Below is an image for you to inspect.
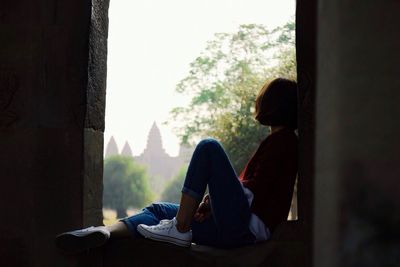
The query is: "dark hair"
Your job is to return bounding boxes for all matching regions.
[255,78,298,129]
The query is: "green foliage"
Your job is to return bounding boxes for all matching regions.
[160,167,187,204]
[103,155,154,218]
[169,20,296,172]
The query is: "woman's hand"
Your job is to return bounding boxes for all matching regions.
[194,194,212,223]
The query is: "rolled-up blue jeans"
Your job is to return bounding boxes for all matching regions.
[121,139,255,248]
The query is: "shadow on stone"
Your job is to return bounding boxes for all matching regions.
[102,221,305,267]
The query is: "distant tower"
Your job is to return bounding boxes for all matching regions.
[105,136,119,158]
[142,121,166,155]
[121,141,133,157]
[136,121,168,167]
[133,121,195,197]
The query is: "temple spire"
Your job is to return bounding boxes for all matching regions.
[105,136,119,157]
[145,121,164,153]
[121,141,133,157]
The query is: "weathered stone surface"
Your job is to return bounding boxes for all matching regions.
[103,237,305,267]
[0,0,108,266]
[86,0,110,131]
[99,221,304,267]
[295,1,317,266]
[315,1,400,266]
[0,70,18,127]
[0,129,84,266]
[83,128,104,227]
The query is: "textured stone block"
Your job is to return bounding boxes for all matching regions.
[0,0,109,266]
[103,238,305,267]
[315,1,400,266]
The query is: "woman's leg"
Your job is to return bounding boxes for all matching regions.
[106,221,131,239]
[102,201,180,240]
[175,193,200,232]
[177,138,254,247]
[120,202,179,237]
[55,202,179,253]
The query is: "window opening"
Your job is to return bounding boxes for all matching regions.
[103,0,297,224]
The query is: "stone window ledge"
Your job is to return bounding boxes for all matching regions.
[101,221,305,267]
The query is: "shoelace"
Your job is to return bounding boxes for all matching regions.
[150,219,174,230]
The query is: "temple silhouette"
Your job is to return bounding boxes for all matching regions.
[105,122,193,194]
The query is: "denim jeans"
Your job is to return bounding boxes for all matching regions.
[121,139,255,248]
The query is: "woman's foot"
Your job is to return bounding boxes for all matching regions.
[137,218,192,247]
[55,226,110,254]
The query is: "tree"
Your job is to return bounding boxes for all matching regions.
[160,167,187,204]
[103,155,154,218]
[169,21,296,173]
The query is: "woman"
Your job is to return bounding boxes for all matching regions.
[56,78,298,253]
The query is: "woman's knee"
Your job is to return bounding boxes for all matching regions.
[143,202,179,219]
[197,138,223,151]
[143,202,164,214]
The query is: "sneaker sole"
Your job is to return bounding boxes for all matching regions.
[137,225,191,248]
[55,231,108,254]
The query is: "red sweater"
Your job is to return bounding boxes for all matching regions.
[240,128,298,231]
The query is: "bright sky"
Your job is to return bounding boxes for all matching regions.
[105,0,295,157]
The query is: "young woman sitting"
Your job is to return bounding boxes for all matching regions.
[56,78,298,252]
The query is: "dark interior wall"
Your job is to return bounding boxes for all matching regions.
[315,1,400,266]
[296,0,317,266]
[0,0,109,266]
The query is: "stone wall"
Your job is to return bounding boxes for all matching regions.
[315,1,400,266]
[296,0,317,266]
[0,0,109,266]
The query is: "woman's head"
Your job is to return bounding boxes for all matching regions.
[255,78,298,129]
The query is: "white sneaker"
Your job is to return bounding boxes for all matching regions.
[137,218,192,247]
[55,226,110,253]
